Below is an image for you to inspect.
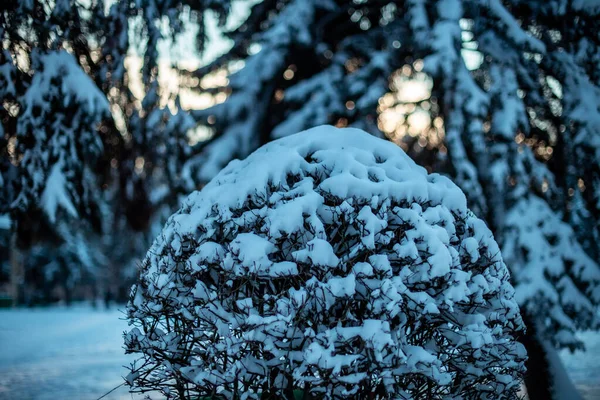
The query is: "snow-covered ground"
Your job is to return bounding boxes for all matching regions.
[0,305,145,400]
[0,305,598,400]
[560,331,600,400]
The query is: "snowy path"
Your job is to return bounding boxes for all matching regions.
[0,305,598,400]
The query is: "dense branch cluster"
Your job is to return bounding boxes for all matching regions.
[126,127,525,399]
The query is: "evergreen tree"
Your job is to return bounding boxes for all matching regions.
[0,0,220,300]
[13,50,109,229]
[180,1,600,397]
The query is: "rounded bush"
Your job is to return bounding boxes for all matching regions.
[125,126,526,399]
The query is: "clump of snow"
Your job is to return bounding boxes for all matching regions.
[41,162,79,223]
[126,126,526,399]
[23,50,110,115]
[0,214,10,230]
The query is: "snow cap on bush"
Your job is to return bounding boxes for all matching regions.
[125,126,526,399]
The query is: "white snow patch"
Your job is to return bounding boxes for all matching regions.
[40,163,78,222]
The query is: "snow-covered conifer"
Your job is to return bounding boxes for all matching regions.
[0,0,210,300]
[12,50,109,223]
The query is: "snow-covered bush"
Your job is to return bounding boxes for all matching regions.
[126,126,526,399]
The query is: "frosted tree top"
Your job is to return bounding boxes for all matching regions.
[171,125,468,239]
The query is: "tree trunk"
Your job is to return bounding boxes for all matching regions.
[521,312,582,400]
[9,232,24,306]
[64,280,72,306]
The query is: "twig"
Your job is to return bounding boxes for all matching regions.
[96,382,125,400]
